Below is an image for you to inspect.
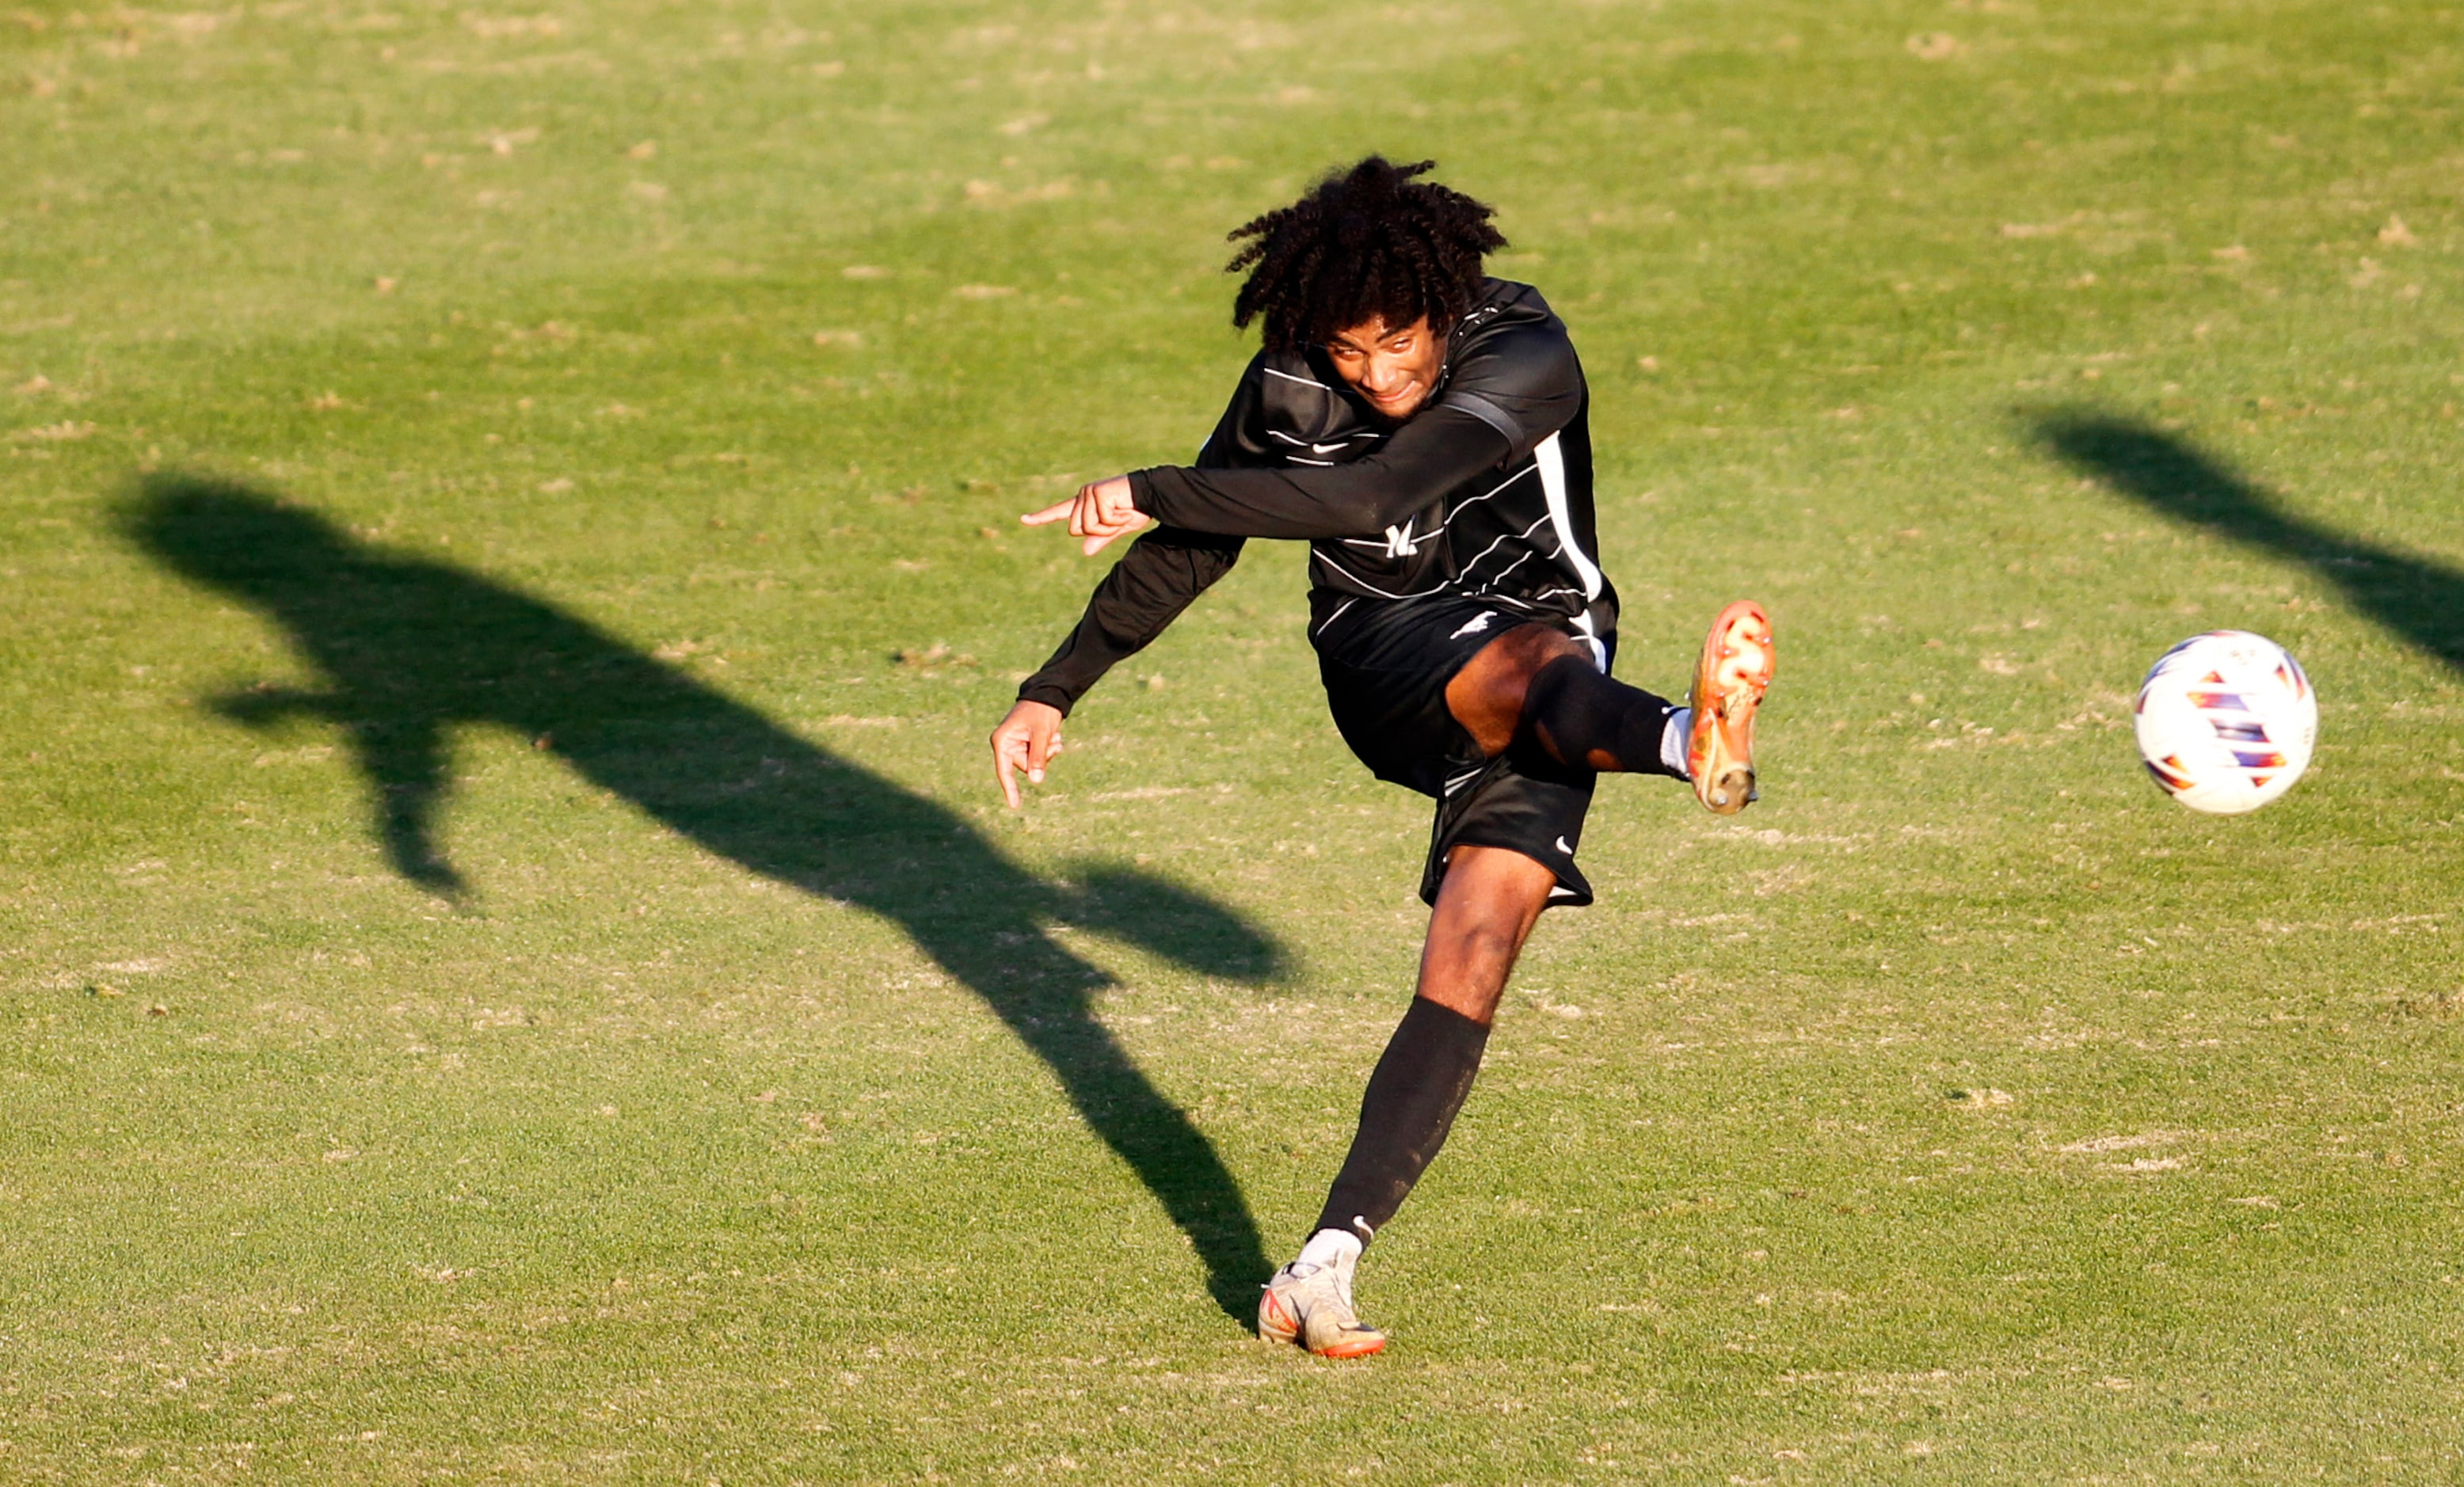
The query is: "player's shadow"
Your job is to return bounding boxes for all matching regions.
[121,474,1284,1322]
[2032,409,2464,674]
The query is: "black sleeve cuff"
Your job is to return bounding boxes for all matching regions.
[1015,681,1078,717]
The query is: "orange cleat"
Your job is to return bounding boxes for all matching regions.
[1686,600,1775,815]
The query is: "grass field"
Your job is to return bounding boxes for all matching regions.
[6,0,2462,1480]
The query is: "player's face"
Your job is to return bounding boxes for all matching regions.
[1325,314,1445,421]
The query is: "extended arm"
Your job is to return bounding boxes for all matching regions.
[1015,525,1247,715]
[996,371,1271,804]
[1061,321,1582,544]
[1014,352,1282,710]
[993,524,1244,806]
[1125,405,1512,540]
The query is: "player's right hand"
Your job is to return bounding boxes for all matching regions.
[1022,474,1149,555]
[991,698,1066,809]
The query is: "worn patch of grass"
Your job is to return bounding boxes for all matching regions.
[5,0,2462,1481]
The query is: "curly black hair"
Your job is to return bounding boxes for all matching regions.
[1225,156,1507,353]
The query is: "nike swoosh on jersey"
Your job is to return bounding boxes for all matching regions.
[1448,611,1498,640]
[1554,835,1574,854]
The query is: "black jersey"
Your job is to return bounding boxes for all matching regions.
[1019,280,1618,714]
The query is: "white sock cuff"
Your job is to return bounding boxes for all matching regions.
[1297,1227,1364,1268]
[1662,707,1693,776]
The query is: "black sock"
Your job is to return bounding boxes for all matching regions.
[1313,998,1492,1244]
[1521,652,1683,777]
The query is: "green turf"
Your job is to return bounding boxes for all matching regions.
[6,0,2462,1480]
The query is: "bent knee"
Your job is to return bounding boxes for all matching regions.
[1449,626,1593,751]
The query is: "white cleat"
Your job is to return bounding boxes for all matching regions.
[1257,1249,1388,1358]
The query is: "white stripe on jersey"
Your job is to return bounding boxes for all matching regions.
[1435,463,1537,534]
[1476,547,1537,591]
[1455,511,1555,584]
[1535,432,1605,602]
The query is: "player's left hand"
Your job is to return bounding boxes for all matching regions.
[990,698,1066,809]
[1023,474,1150,555]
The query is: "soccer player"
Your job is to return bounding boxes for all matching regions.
[989,157,1774,1356]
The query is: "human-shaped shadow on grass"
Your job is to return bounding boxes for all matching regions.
[2033,410,2464,675]
[122,475,1282,1321]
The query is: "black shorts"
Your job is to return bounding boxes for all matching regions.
[1313,594,1606,909]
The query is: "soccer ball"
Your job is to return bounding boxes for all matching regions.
[2132,630,2317,815]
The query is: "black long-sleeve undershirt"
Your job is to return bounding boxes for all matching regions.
[1126,406,1514,541]
[1015,525,1245,717]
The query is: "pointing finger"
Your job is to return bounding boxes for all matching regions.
[995,741,1022,809]
[1021,499,1075,527]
